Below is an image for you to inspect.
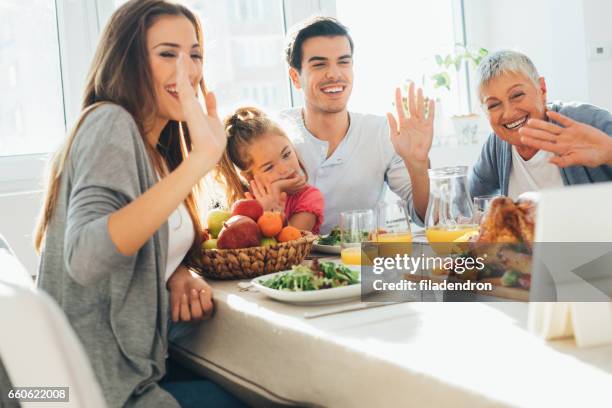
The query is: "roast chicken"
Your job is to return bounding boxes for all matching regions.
[476,196,536,247]
[456,196,537,289]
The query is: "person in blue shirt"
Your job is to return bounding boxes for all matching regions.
[469,50,612,199]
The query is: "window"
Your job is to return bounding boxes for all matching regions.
[2,0,471,181]
[188,0,291,114]
[335,0,464,120]
[0,0,65,157]
[231,0,268,22]
[233,37,283,68]
[114,0,291,115]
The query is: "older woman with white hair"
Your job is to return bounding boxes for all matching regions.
[469,50,612,199]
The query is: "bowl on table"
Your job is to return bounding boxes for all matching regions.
[188,231,317,280]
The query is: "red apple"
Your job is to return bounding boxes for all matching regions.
[217,215,262,249]
[231,199,264,222]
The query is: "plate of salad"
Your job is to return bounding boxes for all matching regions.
[252,260,361,304]
[313,227,341,254]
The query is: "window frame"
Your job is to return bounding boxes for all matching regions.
[0,0,101,194]
[0,0,470,194]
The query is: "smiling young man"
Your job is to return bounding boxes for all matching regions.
[281,17,432,234]
[470,50,612,199]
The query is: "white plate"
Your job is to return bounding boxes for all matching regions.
[312,242,341,254]
[251,270,361,305]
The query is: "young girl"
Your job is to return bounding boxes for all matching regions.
[34,1,242,406]
[217,107,324,234]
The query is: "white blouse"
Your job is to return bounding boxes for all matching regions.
[165,202,195,282]
[508,146,564,200]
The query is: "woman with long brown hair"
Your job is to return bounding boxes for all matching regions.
[34,1,243,406]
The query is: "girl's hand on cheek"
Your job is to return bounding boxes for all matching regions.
[168,266,214,322]
[248,175,285,211]
[273,173,306,195]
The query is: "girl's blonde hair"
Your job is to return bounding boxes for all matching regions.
[216,107,307,206]
[34,0,206,260]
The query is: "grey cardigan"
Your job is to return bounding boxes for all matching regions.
[37,104,178,407]
[469,101,612,197]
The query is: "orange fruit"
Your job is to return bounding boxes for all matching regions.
[276,226,302,242]
[257,211,283,238]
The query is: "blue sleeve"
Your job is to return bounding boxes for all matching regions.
[469,134,502,197]
[561,103,612,136]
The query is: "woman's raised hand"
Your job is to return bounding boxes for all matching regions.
[176,52,227,174]
[519,110,612,168]
[387,82,435,165]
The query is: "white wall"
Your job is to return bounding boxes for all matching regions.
[464,0,597,106]
[583,0,612,110]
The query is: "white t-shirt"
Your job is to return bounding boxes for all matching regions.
[155,166,195,282]
[165,202,195,282]
[508,147,564,200]
[280,108,418,234]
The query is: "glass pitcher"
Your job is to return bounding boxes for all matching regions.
[424,166,478,251]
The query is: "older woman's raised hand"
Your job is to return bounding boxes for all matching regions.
[519,110,612,168]
[176,52,227,174]
[387,82,435,165]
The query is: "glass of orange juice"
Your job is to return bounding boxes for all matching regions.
[424,166,478,255]
[374,200,413,256]
[339,209,374,266]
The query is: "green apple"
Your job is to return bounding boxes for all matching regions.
[202,239,218,250]
[207,209,231,238]
[260,237,277,247]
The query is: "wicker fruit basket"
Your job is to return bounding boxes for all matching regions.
[189,231,317,280]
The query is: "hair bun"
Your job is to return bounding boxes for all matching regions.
[224,106,266,136]
[235,106,264,120]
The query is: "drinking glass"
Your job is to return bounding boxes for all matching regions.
[340,209,374,265]
[472,195,499,224]
[473,195,498,212]
[374,200,413,257]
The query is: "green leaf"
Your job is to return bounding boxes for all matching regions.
[432,72,451,90]
[444,55,453,68]
[435,55,443,66]
[501,270,520,287]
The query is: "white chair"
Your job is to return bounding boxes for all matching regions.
[0,235,107,408]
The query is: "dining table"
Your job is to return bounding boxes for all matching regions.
[171,254,612,408]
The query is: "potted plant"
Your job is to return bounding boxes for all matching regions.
[430,44,489,144]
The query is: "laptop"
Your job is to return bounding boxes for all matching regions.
[529,182,612,346]
[531,181,612,301]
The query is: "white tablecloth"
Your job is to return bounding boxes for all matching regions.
[172,277,612,407]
